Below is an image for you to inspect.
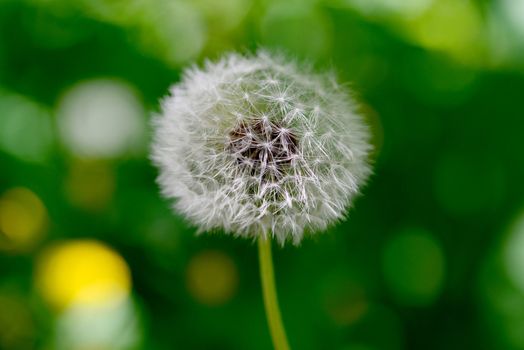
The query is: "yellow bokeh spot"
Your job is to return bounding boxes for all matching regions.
[0,294,36,349]
[65,159,115,211]
[0,188,47,252]
[404,0,485,63]
[186,250,238,306]
[35,240,131,310]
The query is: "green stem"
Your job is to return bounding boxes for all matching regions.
[258,236,291,350]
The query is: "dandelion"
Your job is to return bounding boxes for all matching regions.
[151,51,373,349]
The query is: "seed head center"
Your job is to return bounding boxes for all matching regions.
[228,119,299,178]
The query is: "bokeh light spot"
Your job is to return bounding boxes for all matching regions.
[0,188,47,253]
[0,294,36,349]
[137,1,206,66]
[404,0,485,63]
[57,79,145,159]
[192,0,252,32]
[501,0,524,36]
[35,239,131,310]
[186,250,238,306]
[479,208,524,349]
[503,211,524,294]
[65,159,115,211]
[0,89,54,163]
[260,3,332,58]
[382,228,445,306]
[55,297,142,350]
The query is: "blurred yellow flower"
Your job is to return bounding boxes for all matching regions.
[0,188,47,253]
[35,240,131,310]
[186,250,238,306]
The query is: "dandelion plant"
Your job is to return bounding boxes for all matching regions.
[151,51,372,349]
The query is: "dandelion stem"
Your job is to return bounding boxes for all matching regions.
[258,236,291,350]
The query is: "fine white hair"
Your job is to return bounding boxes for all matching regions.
[151,51,373,245]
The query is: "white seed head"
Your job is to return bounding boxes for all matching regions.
[151,51,373,245]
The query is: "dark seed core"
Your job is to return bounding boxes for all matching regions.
[228,119,299,178]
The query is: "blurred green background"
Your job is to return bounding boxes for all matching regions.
[1,0,523,349]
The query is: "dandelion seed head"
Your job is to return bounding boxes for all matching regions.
[152,51,373,245]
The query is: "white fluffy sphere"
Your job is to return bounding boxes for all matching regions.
[152,51,372,245]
